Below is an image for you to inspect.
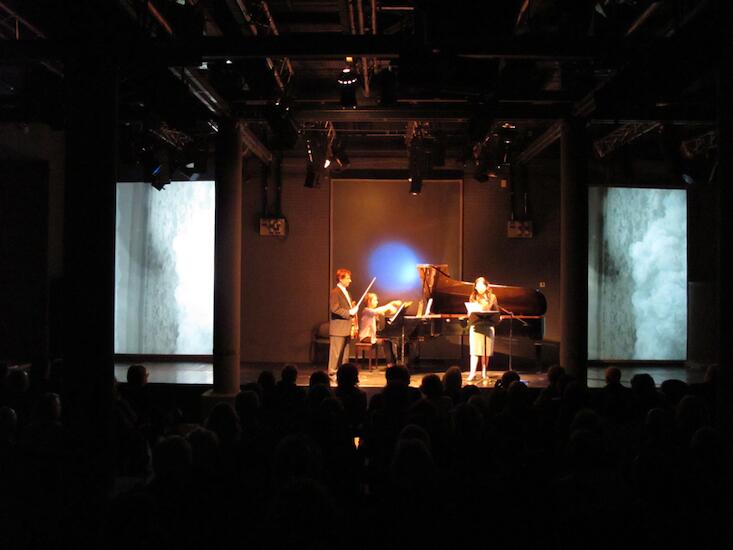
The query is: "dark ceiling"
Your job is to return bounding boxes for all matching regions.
[0,0,721,175]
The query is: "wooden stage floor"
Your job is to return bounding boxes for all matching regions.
[114,358,705,389]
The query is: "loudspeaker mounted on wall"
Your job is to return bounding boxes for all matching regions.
[507,220,533,238]
[259,217,288,237]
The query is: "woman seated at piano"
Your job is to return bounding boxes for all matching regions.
[468,276,499,382]
[359,292,402,368]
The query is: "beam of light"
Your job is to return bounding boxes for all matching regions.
[367,242,422,294]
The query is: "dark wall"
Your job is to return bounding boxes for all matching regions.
[241,158,331,363]
[0,161,49,362]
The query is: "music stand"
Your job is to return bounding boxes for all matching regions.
[499,307,528,371]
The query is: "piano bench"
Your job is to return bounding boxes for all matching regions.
[354,341,381,370]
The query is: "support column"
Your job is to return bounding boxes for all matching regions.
[63,55,118,493]
[716,57,733,434]
[560,119,589,382]
[206,118,243,405]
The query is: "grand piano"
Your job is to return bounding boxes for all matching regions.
[389,264,547,368]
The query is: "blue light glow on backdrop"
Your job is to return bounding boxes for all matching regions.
[368,242,422,293]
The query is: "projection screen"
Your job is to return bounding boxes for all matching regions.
[588,186,687,360]
[115,181,215,355]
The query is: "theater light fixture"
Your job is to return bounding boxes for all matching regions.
[304,137,318,188]
[408,175,423,195]
[338,57,358,109]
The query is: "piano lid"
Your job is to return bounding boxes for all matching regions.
[417,264,547,316]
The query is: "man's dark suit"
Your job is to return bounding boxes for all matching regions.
[328,285,353,379]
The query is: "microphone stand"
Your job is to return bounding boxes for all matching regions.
[500,306,528,371]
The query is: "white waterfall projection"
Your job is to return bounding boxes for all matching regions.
[115,181,215,354]
[588,187,687,360]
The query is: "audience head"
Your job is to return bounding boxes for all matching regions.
[32,392,62,423]
[281,363,299,385]
[442,365,462,394]
[0,406,17,441]
[566,429,602,469]
[257,370,276,392]
[234,390,261,424]
[399,423,431,452]
[505,380,530,411]
[306,383,332,413]
[496,370,520,389]
[186,427,220,473]
[660,379,688,407]
[205,402,241,445]
[152,435,192,482]
[385,365,410,386]
[630,373,656,395]
[390,437,435,489]
[460,384,481,403]
[644,407,674,442]
[570,408,601,434]
[419,374,443,400]
[336,363,359,389]
[703,363,718,385]
[547,364,566,386]
[604,366,622,385]
[6,368,30,394]
[690,426,724,469]
[675,394,709,435]
[126,364,149,388]
[309,370,330,387]
[272,433,323,484]
[453,401,484,440]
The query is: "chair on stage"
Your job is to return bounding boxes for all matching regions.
[310,322,330,364]
[353,340,383,370]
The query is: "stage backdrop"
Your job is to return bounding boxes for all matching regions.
[331,178,462,359]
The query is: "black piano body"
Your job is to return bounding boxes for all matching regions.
[396,264,546,347]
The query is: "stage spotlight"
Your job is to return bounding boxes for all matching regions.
[338,59,358,109]
[408,175,423,195]
[331,137,350,170]
[142,146,170,190]
[304,163,317,188]
[266,100,298,150]
[408,139,428,194]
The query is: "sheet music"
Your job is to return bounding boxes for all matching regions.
[388,302,408,324]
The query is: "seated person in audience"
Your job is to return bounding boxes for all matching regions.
[358,293,402,368]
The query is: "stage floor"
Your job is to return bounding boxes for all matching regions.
[114,359,704,389]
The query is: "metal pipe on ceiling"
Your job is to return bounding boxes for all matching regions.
[0,1,63,77]
[356,0,370,97]
[0,0,47,37]
[234,0,285,92]
[147,1,173,35]
[260,1,294,85]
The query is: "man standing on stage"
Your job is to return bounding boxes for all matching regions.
[328,268,358,383]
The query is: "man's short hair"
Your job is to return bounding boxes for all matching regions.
[127,364,148,387]
[336,268,351,281]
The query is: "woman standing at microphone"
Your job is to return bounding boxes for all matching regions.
[468,277,498,382]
